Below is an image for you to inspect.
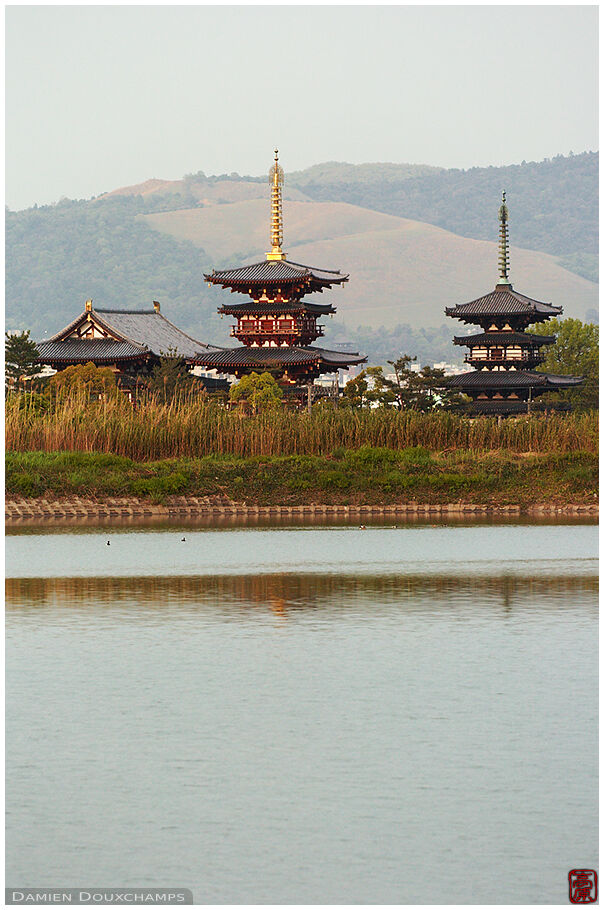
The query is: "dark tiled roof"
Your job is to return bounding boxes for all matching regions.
[93,309,219,358]
[463,399,535,414]
[37,338,147,364]
[205,258,348,292]
[192,346,321,368]
[461,399,572,415]
[447,370,550,389]
[543,373,584,388]
[446,285,563,320]
[192,345,365,370]
[198,376,230,392]
[219,300,335,316]
[47,307,220,359]
[447,369,583,390]
[311,346,366,366]
[453,332,557,347]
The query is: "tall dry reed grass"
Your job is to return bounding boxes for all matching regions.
[5,391,598,459]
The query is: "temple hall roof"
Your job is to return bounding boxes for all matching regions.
[37,338,147,364]
[44,305,220,360]
[92,308,219,357]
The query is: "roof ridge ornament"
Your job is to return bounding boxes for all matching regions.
[497,190,512,287]
[267,148,286,261]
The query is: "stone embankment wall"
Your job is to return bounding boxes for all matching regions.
[5,496,598,525]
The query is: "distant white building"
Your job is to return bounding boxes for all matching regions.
[433,361,466,376]
[383,362,421,383]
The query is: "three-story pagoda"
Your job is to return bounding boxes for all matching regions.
[445,193,583,414]
[191,150,366,382]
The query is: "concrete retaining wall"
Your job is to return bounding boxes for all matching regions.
[5,496,599,525]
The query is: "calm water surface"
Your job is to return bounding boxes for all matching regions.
[6,524,598,903]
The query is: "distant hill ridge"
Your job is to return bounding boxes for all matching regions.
[288,161,444,185]
[93,152,597,280]
[290,152,598,273]
[6,152,598,365]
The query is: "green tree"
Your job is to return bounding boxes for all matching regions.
[414,365,459,411]
[229,371,283,414]
[147,350,197,402]
[383,358,454,411]
[531,318,598,410]
[342,359,454,411]
[384,356,420,409]
[49,362,119,397]
[5,330,40,386]
[341,370,372,408]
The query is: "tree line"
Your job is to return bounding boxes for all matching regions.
[6,316,599,413]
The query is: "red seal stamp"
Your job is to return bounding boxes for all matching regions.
[569,870,598,903]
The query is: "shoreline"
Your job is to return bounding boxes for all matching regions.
[5,496,599,526]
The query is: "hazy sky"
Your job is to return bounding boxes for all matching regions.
[6,5,598,211]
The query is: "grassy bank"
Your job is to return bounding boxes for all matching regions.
[6,449,598,506]
[5,393,599,458]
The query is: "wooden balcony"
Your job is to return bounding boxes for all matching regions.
[231,324,324,338]
[464,350,542,365]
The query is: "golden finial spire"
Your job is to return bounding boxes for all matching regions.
[497,190,511,286]
[267,148,286,261]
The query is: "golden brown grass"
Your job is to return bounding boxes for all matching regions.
[5,391,598,461]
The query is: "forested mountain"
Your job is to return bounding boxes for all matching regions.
[6,152,598,365]
[6,194,232,344]
[293,152,598,281]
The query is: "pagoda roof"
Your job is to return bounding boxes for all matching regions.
[453,331,557,347]
[445,285,563,322]
[219,300,335,317]
[205,258,349,295]
[460,399,572,415]
[44,305,220,360]
[313,346,366,366]
[540,373,585,388]
[191,345,365,370]
[446,370,583,390]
